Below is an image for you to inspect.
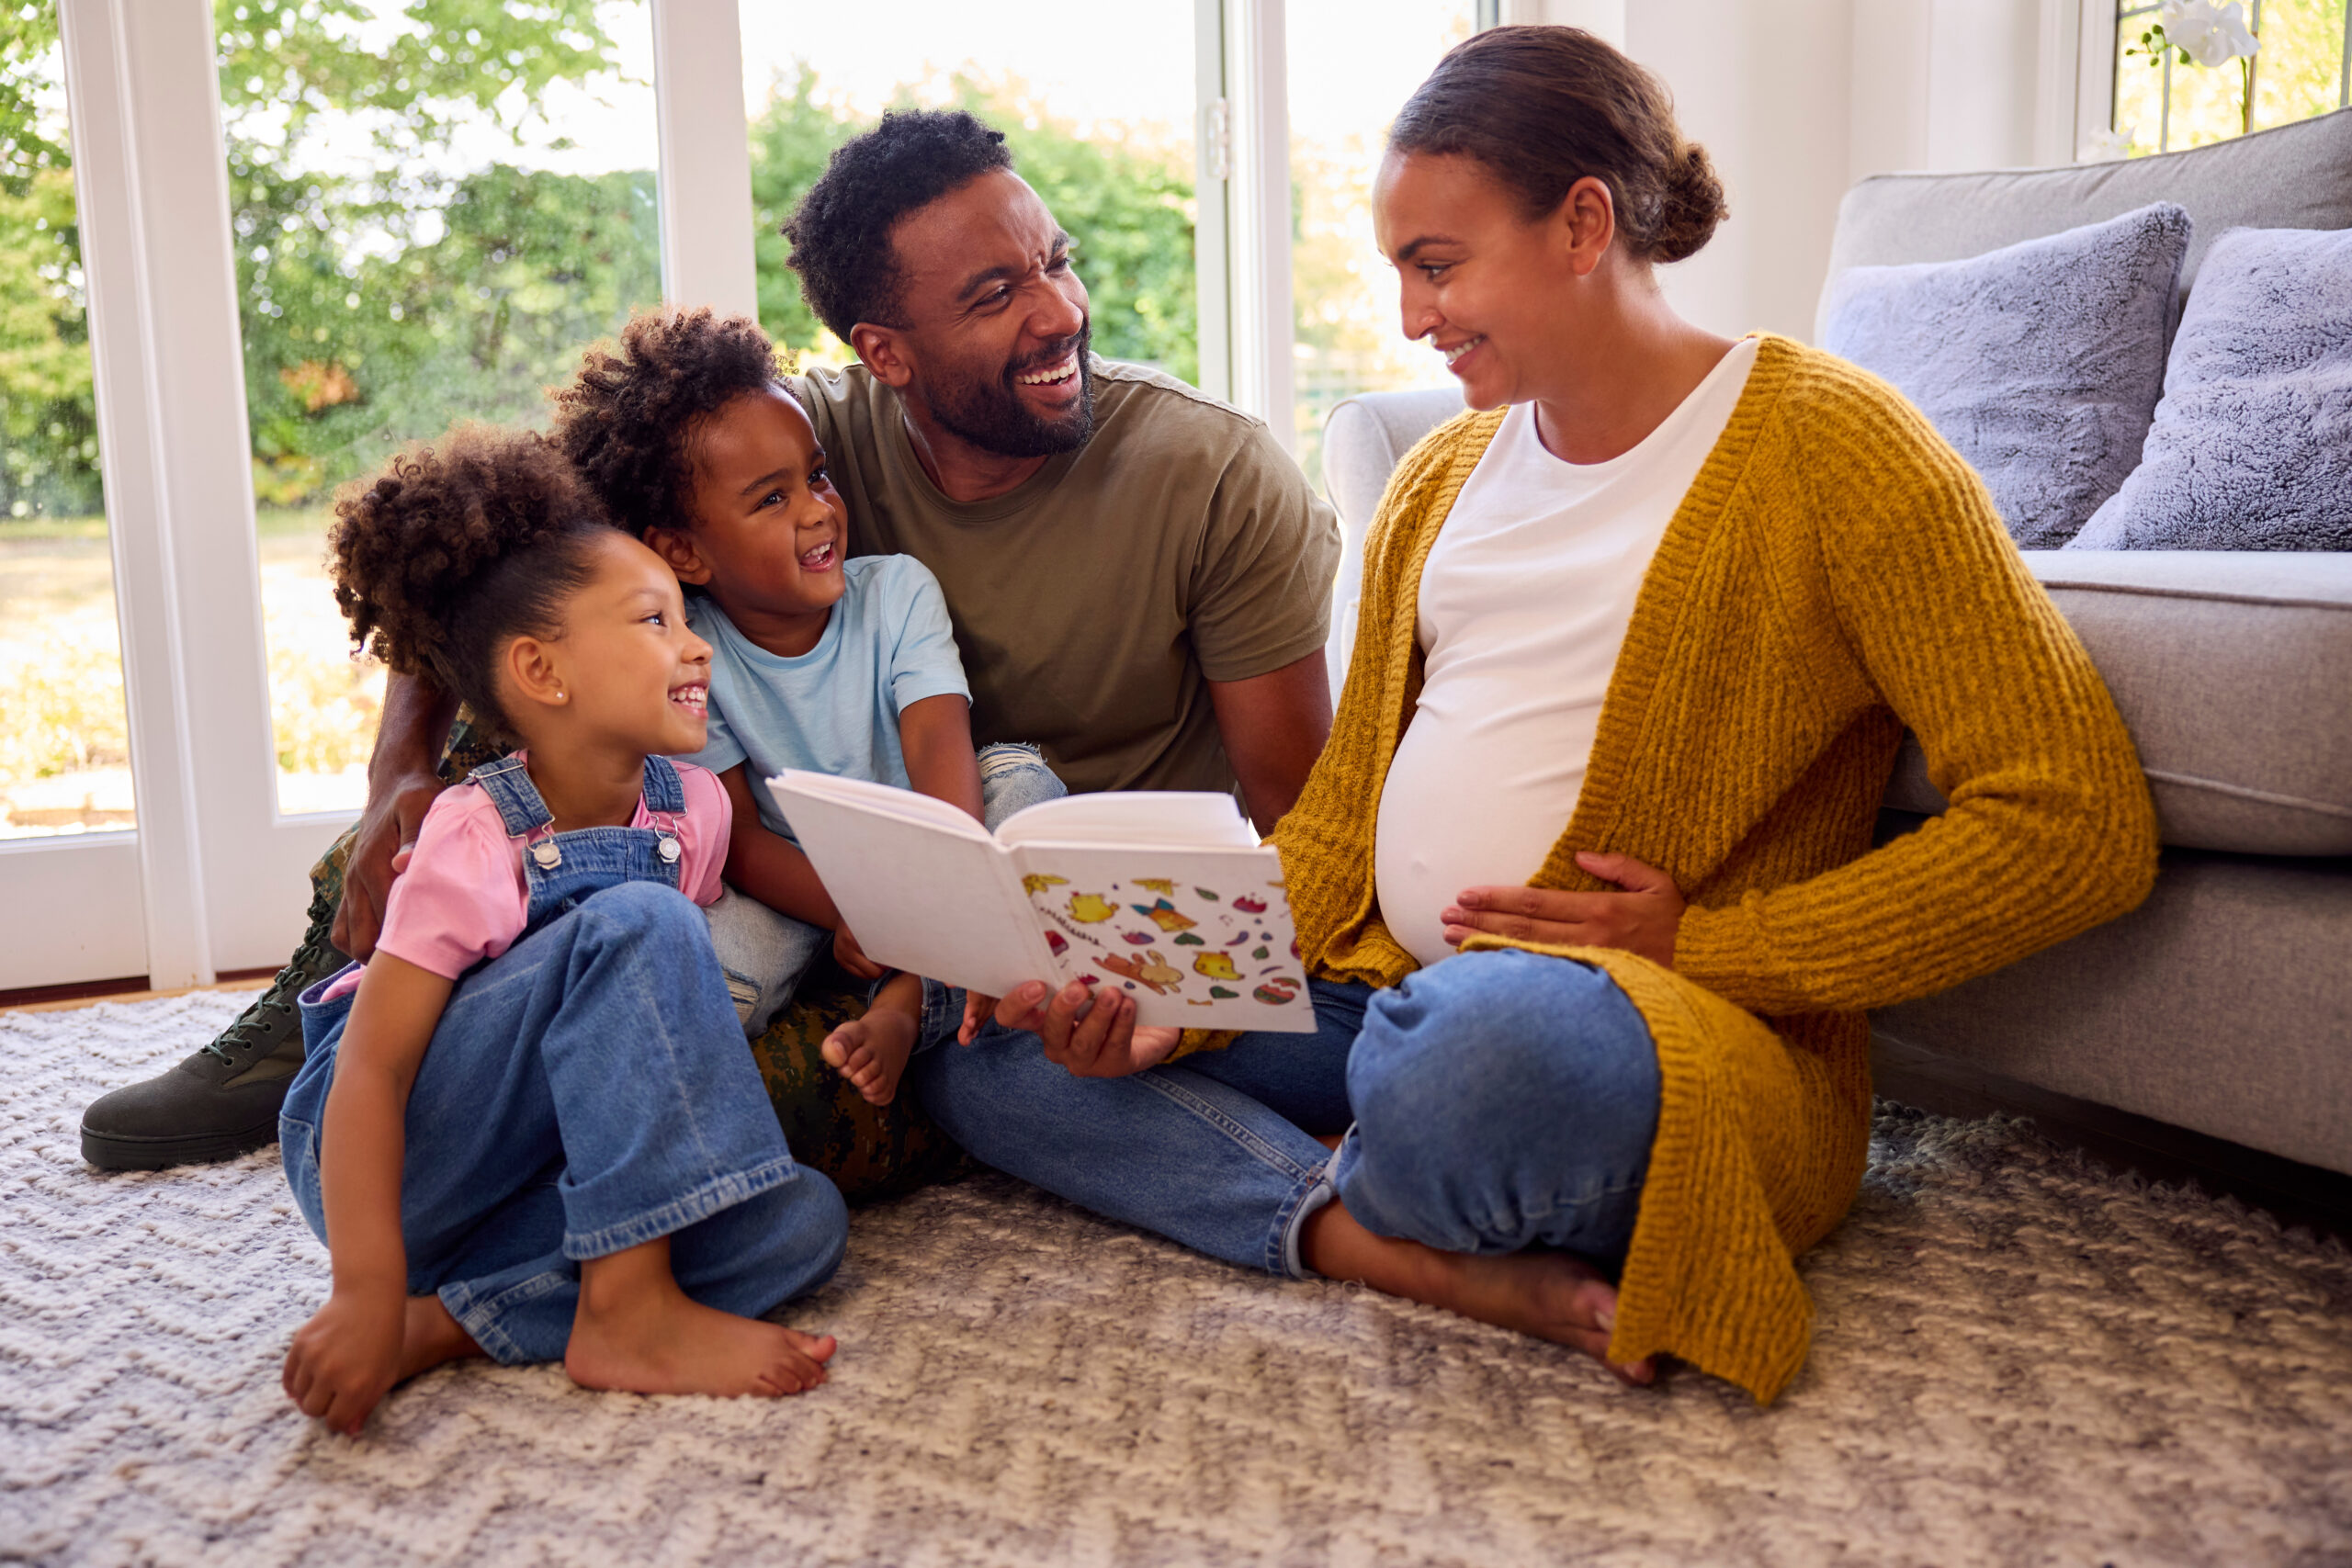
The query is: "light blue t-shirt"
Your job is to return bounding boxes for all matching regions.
[683,555,971,840]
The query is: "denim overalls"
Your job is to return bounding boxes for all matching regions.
[282,754,846,1364]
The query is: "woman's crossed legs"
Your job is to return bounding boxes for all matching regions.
[911,945,1660,1378]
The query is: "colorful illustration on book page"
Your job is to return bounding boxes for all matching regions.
[1019,856,1307,1024]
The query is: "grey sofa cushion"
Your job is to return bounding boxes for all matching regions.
[1320,388,1465,691]
[1871,847,2352,1177]
[1819,205,2189,547]
[1816,107,2352,340]
[2071,227,2352,551]
[1321,389,1465,534]
[1881,550,2352,855]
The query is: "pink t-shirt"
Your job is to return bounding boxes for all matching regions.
[321,755,731,1001]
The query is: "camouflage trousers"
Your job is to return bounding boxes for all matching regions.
[295,715,968,1205]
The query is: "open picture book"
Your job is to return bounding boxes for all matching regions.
[764,771,1315,1032]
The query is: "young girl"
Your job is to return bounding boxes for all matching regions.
[279,428,848,1437]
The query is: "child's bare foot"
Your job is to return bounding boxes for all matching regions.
[562,1239,835,1398]
[1303,1201,1656,1386]
[822,1005,918,1106]
[398,1294,482,1382]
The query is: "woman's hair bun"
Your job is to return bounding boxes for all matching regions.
[1652,143,1727,265]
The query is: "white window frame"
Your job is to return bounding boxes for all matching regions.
[8,0,1315,991]
[2075,0,2120,158]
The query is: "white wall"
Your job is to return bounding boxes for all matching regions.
[1499,0,2079,340]
[1849,0,2058,181]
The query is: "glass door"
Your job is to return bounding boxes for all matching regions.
[220,1,663,822]
[6,1,677,992]
[0,5,144,988]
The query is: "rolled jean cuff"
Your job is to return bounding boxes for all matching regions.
[1275,1150,1341,1280]
[916,976,966,1052]
[438,1270,573,1366]
[560,1154,800,1262]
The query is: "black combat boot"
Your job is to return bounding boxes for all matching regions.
[79,897,348,1170]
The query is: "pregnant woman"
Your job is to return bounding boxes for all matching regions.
[923,23,2157,1402]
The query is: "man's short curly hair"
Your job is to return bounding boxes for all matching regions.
[784,108,1014,342]
[549,307,782,538]
[328,425,616,743]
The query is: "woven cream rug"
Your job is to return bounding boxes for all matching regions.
[4,991,2348,1567]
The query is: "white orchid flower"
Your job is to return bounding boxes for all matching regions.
[2080,127,2137,163]
[2157,0,2260,68]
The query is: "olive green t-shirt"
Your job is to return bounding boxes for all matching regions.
[792,358,1340,795]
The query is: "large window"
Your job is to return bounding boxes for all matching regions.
[1286,0,1476,489]
[2112,0,2350,153]
[736,4,1199,384]
[7,0,1476,990]
[218,0,662,817]
[0,8,130,841]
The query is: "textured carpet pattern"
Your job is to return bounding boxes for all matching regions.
[4,992,2349,1568]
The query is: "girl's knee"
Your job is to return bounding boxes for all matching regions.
[573,880,706,947]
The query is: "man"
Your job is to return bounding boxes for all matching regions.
[80,108,1340,1170]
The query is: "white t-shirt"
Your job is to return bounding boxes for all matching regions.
[1374,337,1759,969]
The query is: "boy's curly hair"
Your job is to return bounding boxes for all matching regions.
[328,425,616,743]
[549,307,781,538]
[783,108,1013,343]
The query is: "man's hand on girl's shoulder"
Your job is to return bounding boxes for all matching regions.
[334,767,446,961]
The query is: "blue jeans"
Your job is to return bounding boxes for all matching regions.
[911,946,1659,1278]
[707,742,1069,1034]
[284,881,849,1364]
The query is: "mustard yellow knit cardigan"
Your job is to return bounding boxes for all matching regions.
[1254,335,2158,1403]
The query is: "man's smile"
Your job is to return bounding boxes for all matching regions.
[1015,352,1080,388]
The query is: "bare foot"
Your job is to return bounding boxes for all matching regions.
[398,1294,482,1382]
[562,1239,836,1398]
[822,1004,918,1107]
[1303,1201,1657,1386]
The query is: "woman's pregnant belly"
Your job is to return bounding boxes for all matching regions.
[1374,668,1605,970]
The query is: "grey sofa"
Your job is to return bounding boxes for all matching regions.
[1317,108,2352,1179]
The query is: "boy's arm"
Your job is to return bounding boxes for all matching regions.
[284,953,453,1435]
[715,763,843,930]
[898,694,984,822]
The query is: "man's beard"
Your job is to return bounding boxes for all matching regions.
[925,325,1096,458]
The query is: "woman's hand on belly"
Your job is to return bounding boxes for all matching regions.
[1442,851,1685,970]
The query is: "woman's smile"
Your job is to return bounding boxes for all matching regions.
[1437,334,1487,376]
